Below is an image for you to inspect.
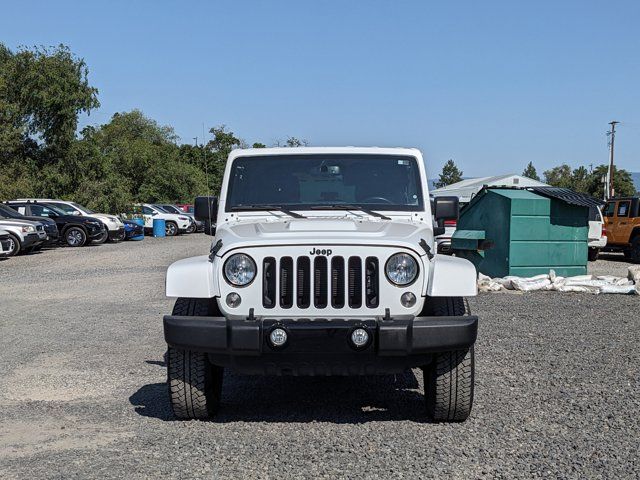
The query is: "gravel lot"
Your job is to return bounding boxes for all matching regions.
[1,236,638,479]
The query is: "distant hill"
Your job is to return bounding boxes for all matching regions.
[632,172,640,193]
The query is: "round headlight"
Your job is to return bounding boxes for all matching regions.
[224,253,257,286]
[385,253,418,286]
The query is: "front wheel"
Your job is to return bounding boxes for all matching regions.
[588,248,599,261]
[167,298,224,420]
[92,229,108,245]
[64,227,87,247]
[168,347,223,420]
[421,297,475,422]
[424,347,474,422]
[165,221,178,237]
[6,233,21,256]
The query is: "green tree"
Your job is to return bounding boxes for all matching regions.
[543,164,573,188]
[434,159,463,189]
[205,125,241,194]
[586,165,636,198]
[571,166,590,193]
[522,162,540,181]
[0,43,99,157]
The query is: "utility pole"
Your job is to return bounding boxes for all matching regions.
[606,121,619,199]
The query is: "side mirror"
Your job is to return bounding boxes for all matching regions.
[194,196,218,236]
[433,196,459,236]
[433,196,459,222]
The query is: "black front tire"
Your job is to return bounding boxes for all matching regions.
[422,297,475,422]
[167,298,223,420]
[588,248,599,261]
[92,229,108,245]
[64,227,87,247]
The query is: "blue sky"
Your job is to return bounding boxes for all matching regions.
[2,0,639,179]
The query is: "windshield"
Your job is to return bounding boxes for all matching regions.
[71,202,95,214]
[160,205,182,214]
[36,203,67,216]
[226,154,424,212]
[0,204,21,218]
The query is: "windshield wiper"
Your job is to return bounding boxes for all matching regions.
[310,205,391,220]
[230,205,306,219]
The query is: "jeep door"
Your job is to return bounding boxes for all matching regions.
[613,200,633,245]
[603,201,617,244]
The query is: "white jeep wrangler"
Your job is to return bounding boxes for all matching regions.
[163,147,478,422]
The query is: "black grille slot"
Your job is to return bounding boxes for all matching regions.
[365,257,379,308]
[297,257,311,308]
[279,257,294,308]
[348,257,362,308]
[331,256,345,308]
[262,257,276,309]
[314,256,328,308]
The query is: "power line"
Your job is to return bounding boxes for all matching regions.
[606,121,619,199]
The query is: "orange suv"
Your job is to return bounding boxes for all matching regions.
[602,197,640,262]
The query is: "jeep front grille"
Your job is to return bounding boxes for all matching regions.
[262,255,379,310]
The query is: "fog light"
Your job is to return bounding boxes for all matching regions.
[269,328,288,347]
[400,292,416,308]
[226,292,242,308]
[350,328,370,348]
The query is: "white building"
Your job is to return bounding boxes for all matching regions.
[431,174,548,204]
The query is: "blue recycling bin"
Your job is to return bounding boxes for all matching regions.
[152,218,166,237]
[131,218,145,241]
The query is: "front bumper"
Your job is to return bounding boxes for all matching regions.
[178,221,193,231]
[108,227,125,240]
[87,225,107,240]
[124,225,144,239]
[45,231,59,245]
[22,232,42,248]
[0,237,11,254]
[164,315,478,375]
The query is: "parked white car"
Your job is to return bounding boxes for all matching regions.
[162,147,478,422]
[154,204,204,233]
[588,205,607,261]
[0,218,47,256]
[137,204,193,236]
[15,198,124,242]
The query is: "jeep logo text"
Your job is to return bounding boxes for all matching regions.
[309,248,332,256]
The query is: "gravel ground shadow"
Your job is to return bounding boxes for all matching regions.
[130,362,431,424]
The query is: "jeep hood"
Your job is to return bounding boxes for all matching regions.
[214,218,433,257]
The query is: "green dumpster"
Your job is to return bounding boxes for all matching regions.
[452,187,589,277]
